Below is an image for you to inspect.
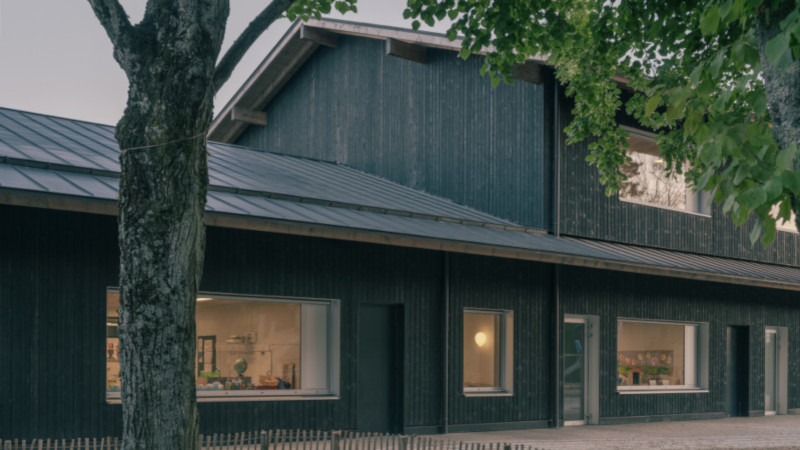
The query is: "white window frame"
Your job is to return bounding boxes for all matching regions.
[618,126,711,216]
[616,318,708,394]
[463,308,514,396]
[106,290,340,403]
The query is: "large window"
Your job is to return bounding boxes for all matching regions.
[617,319,707,392]
[106,291,340,401]
[619,126,711,215]
[463,309,513,395]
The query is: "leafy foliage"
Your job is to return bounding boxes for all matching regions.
[405,0,800,245]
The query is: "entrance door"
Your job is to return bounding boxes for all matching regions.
[563,315,598,425]
[357,304,403,432]
[726,326,749,416]
[765,328,778,415]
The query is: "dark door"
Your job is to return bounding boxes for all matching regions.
[357,304,403,432]
[727,326,749,416]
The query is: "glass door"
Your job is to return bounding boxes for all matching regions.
[563,318,586,425]
[765,329,778,415]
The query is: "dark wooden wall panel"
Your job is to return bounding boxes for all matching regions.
[235,36,549,230]
[560,265,800,419]
[446,254,553,425]
[557,93,800,266]
[0,205,120,439]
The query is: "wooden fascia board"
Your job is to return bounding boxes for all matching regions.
[0,190,118,216]
[6,189,796,293]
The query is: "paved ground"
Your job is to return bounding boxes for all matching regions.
[439,416,800,449]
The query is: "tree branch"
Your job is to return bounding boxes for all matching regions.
[87,0,133,53]
[212,0,296,94]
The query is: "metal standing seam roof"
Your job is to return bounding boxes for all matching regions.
[2,106,800,290]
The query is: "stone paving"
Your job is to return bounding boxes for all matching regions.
[439,416,800,449]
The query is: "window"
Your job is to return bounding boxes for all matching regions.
[106,291,340,401]
[617,319,708,392]
[463,309,513,395]
[619,126,711,215]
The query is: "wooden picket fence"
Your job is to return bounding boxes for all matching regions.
[3,429,549,450]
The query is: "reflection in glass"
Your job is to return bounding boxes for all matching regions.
[619,132,688,210]
[563,321,585,422]
[765,330,777,412]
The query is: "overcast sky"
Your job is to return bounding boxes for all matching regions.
[0,1,448,126]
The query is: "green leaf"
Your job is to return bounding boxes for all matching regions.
[737,186,767,210]
[781,171,800,194]
[732,42,759,66]
[700,5,720,35]
[719,0,733,22]
[709,51,725,78]
[644,94,661,118]
[723,195,736,214]
[776,144,797,171]
[749,221,762,245]
[766,32,792,68]
[761,218,776,246]
[684,108,704,135]
[765,177,783,199]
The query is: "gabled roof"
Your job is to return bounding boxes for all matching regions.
[3,107,800,292]
[208,19,546,143]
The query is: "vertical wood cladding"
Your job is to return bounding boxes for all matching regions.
[0,205,120,439]
[446,255,553,426]
[557,93,800,266]
[560,265,800,419]
[198,227,445,433]
[235,36,548,229]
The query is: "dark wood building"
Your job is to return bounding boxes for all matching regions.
[2,19,800,440]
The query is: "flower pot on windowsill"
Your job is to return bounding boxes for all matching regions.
[649,380,658,385]
[660,380,670,385]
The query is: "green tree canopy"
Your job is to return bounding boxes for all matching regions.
[406,0,800,245]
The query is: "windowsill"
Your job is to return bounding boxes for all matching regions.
[619,197,711,217]
[617,388,708,395]
[106,394,340,404]
[463,390,513,398]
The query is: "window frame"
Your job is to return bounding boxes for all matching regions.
[616,318,708,394]
[462,308,514,397]
[618,126,711,216]
[105,289,340,403]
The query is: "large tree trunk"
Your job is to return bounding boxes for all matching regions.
[98,3,228,448]
[756,0,800,229]
[88,1,300,447]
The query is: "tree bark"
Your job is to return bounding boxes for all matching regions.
[91,1,229,448]
[756,0,800,229]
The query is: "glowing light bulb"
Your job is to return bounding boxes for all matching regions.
[474,331,487,347]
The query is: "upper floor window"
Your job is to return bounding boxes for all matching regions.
[106,291,340,402]
[619,126,711,215]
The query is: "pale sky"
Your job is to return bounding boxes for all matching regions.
[0,1,448,126]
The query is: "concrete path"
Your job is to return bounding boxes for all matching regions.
[439,416,800,449]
